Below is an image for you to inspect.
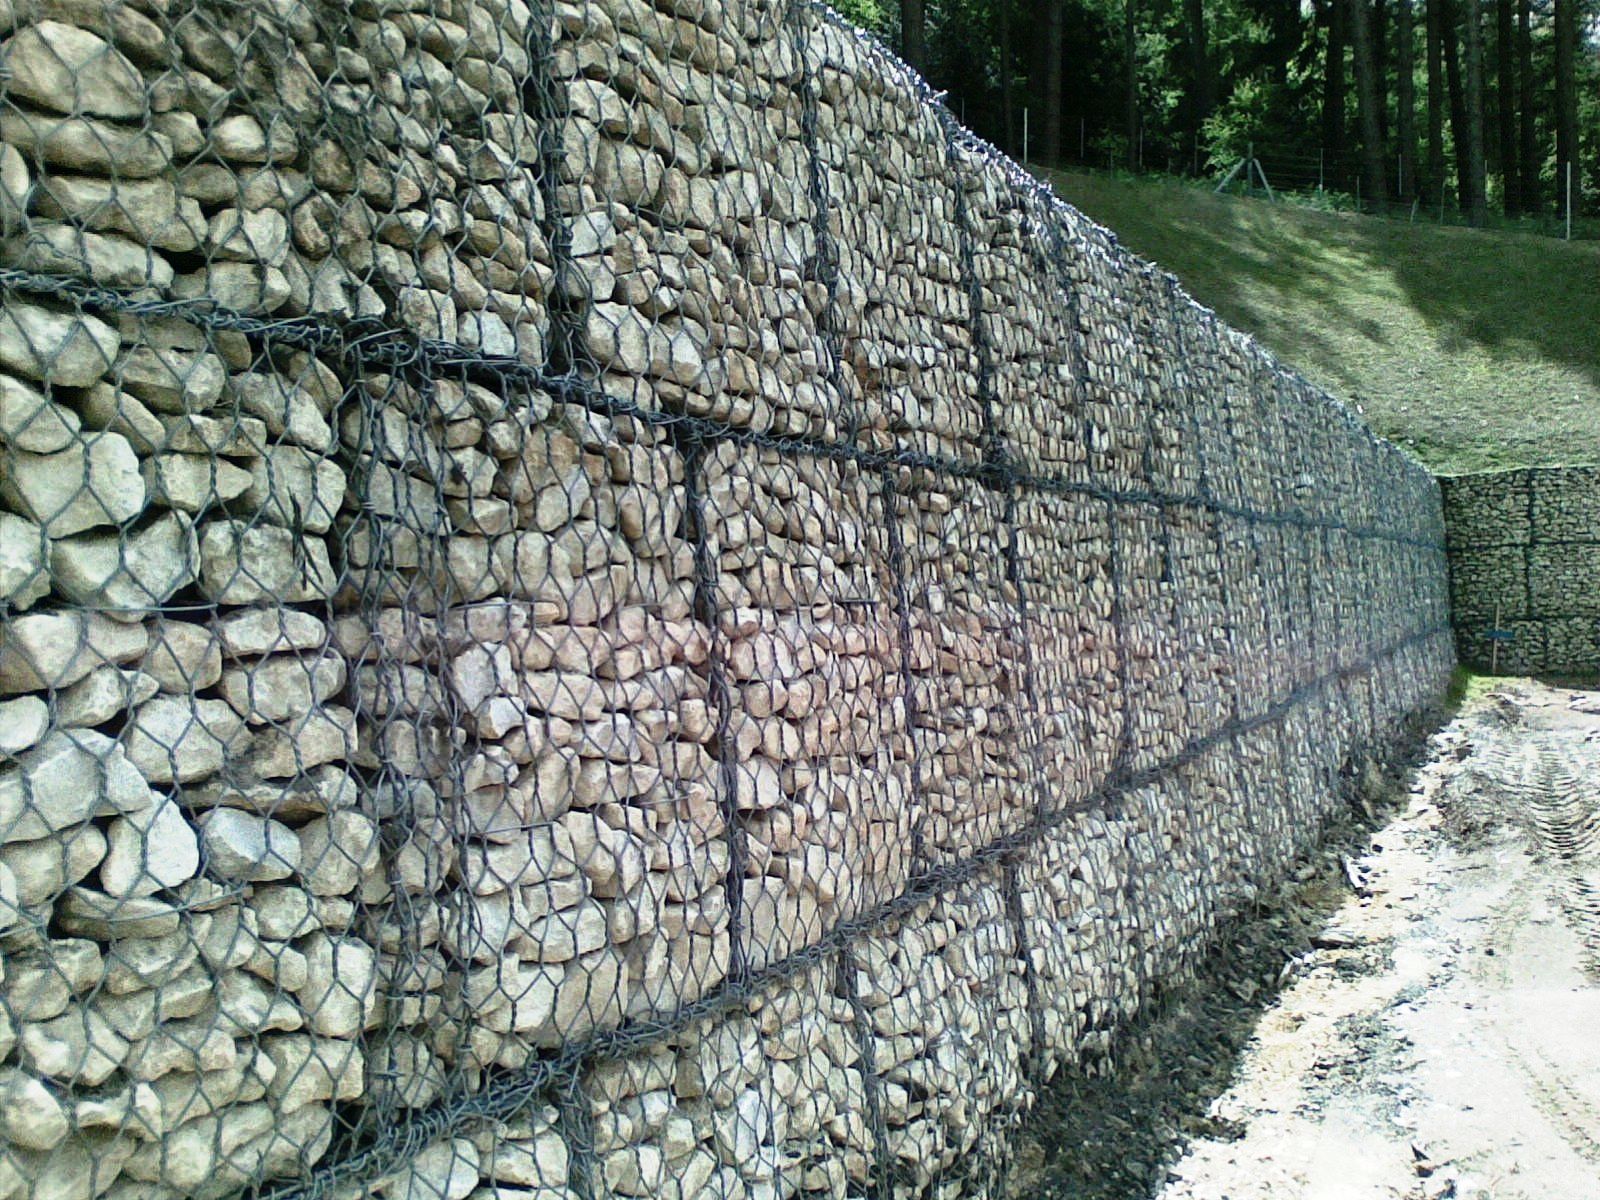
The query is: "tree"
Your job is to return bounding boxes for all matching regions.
[1349,0,1389,206]
[998,0,1015,156]
[1427,0,1446,203]
[1555,0,1578,219]
[1124,0,1139,170]
[1374,0,1390,146]
[1462,0,1489,223]
[1496,0,1518,212]
[1518,0,1539,212]
[1442,0,1470,209]
[1037,0,1064,162]
[1398,0,1419,198]
[901,0,926,73]
[1184,0,1215,143]
[1323,0,1350,188]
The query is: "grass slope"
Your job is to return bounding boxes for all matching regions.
[1045,170,1600,475]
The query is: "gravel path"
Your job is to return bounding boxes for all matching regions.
[1012,679,1600,1200]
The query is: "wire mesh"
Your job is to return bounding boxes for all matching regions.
[0,2,1453,1199]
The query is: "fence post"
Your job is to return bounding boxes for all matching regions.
[1567,161,1574,241]
[1022,106,1029,164]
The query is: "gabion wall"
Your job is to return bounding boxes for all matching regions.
[1442,468,1600,675]
[0,1,1452,1198]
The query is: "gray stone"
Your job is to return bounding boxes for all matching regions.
[0,373,81,452]
[215,609,328,658]
[56,666,160,728]
[238,445,346,534]
[19,1008,128,1085]
[0,21,145,118]
[100,793,199,897]
[0,729,153,844]
[141,452,254,515]
[198,808,300,883]
[0,302,119,388]
[0,695,48,757]
[0,513,48,611]
[0,110,172,177]
[205,207,290,266]
[0,1068,70,1150]
[0,143,27,232]
[295,932,376,1038]
[121,695,245,784]
[0,609,150,693]
[0,432,145,536]
[197,520,336,604]
[116,344,227,413]
[218,652,346,725]
[142,620,223,693]
[0,823,106,906]
[50,511,197,615]
[295,811,378,897]
[4,222,177,290]
[36,174,204,253]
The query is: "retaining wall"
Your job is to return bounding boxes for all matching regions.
[1442,468,1600,675]
[0,1,1452,1198]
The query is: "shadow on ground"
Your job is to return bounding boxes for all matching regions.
[1007,741,1434,1200]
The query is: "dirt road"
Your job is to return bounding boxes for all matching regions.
[1014,681,1600,1199]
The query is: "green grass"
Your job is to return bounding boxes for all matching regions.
[1043,170,1600,475]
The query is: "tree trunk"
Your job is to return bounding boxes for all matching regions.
[1555,0,1577,221]
[1000,0,1015,155]
[1442,0,1470,210]
[1518,0,1539,212]
[901,0,925,73]
[1184,0,1214,143]
[1496,0,1518,212]
[1427,0,1445,203]
[1324,0,1349,189]
[1349,0,1389,206]
[1124,0,1139,171]
[1038,0,1064,163]
[1398,0,1418,198]
[1462,0,1488,223]
[1374,0,1390,146]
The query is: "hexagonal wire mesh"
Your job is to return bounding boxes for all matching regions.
[0,1,1453,1199]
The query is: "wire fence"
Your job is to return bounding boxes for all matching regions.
[0,2,1452,1199]
[1028,114,1597,241]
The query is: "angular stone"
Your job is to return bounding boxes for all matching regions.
[121,695,245,784]
[143,620,223,693]
[0,513,48,611]
[0,610,148,693]
[295,811,378,897]
[0,1067,70,1150]
[0,432,144,536]
[0,21,145,118]
[116,344,227,413]
[0,823,106,906]
[295,933,376,1038]
[100,793,199,897]
[215,609,327,658]
[237,705,355,778]
[0,302,119,387]
[0,695,48,756]
[36,174,204,253]
[140,452,253,514]
[5,221,176,290]
[238,445,346,534]
[205,207,290,265]
[218,652,346,726]
[0,373,81,452]
[19,1008,129,1085]
[198,809,300,883]
[56,666,159,727]
[0,730,153,844]
[0,143,26,232]
[50,511,197,615]
[197,520,336,604]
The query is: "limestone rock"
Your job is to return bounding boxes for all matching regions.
[0,610,148,693]
[0,373,81,453]
[218,652,346,725]
[50,511,197,615]
[0,513,48,611]
[296,933,376,1038]
[121,695,245,784]
[198,809,300,883]
[0,695,48,756]
[0,21,145,118]
[197,520,336,604]
[56,666,160,727]
[0,823,106,906]
[100,793,199,897]
[0,302,119,387]
[141,453,253,514]
[0,1068,70,1150]
[0,432,145,536]
[0,730,153,844]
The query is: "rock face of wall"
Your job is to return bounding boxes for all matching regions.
[1442,468,1600,675]
[0,1,1452,1198]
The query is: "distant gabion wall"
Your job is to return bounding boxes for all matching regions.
[1442,468,1600,675]
[0,2,1451,1199]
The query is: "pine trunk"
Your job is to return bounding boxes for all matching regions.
[1427,0,1445,203]
[901,0,926,73]
[1324,0,1350,189]
[1124,0,1139,171]
[1517,0,1539,212]
[1554,0,1577,220]
[1442,0,1470,210]
[1495,0,1517,212]
[1349,0,1389,206]
[1463,0,1488,223]
[1398,0,1418,198]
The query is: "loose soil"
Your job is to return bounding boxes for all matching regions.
[1010,679,1600,1199]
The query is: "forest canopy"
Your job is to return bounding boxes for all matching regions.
[839,0,1599,224]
